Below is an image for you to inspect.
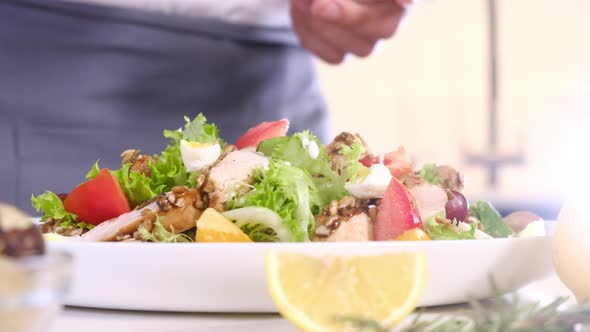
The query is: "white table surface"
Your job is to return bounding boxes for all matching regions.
[48,274,575,332]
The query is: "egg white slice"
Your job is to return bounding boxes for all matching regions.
[345,163,392,199]
[180,139,221,172]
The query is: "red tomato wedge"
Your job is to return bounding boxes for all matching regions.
[361,146,413,179]
[235,119,289,149]
[374,177,423,241]
[64,169,131,225]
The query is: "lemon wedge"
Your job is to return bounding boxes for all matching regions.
[196,208,252,242]
[265,252,427,332]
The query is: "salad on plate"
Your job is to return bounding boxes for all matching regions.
[31,114,545,243]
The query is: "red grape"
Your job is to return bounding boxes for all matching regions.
[445,190,468,222]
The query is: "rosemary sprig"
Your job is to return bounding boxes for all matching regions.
[336,279,590,332]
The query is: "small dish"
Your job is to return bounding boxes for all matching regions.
[0,251,72,332]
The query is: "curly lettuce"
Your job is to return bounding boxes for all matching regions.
[148,129,198,194]
[111,164,160,206]
[239,223,279,242]
[137,217,194,243]
[257,131,348,209]
[31,191,93,230]
[337,136,366,183]
[423,213,476,240]
[228,161,319,242]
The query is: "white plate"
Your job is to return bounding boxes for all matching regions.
[47,236,554,313]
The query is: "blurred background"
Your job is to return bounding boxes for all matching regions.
[317,0,590,220]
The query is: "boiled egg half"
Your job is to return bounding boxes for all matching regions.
[180,140,221,172]
[345,163,392,199]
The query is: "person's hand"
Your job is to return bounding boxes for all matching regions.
[290,0,414,64]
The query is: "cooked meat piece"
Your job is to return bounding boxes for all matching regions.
[313,197,379,241]
[81,202,154,242]
[407,181,448,220]
[436,165,464,191]
[319,212,374,242]
[402,173,423,189]
[325,132,372,174]
[203,150,270,210]
[121,149,154,177]
[81,187,203,242]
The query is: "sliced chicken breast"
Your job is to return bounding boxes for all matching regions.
[203,150,269,210]
[321,212,374,242]
[407,182,448,221]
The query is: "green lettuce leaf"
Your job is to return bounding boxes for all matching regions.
[240,223,279,242]
[468,201,513,238]
[420,163,439,184]
[257,131,347,209]
[181,114,220,143]
[85,160,101,179]
[229,161,318,242]
[136,217,194,243]
[423,213,476,240]
[111,164,160,207]
[149,134,197,193]
[337,136,366,183]
[31,191,93,230]
[257,131,329,175]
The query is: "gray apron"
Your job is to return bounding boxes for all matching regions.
[0,0,330,213]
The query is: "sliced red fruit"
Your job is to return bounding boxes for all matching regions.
[382,147,414,179]
[64,169,131,225]
[235,119,290,150]
[361,146,413,179]
[374,177,423,241]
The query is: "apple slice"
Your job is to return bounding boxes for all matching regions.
[374,177,423,241]
[235,119,289,150]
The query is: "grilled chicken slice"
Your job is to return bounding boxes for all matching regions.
[203,150,270,210]
[407,181,448,221]
[319,212,374,242]
[81,187,203,242]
